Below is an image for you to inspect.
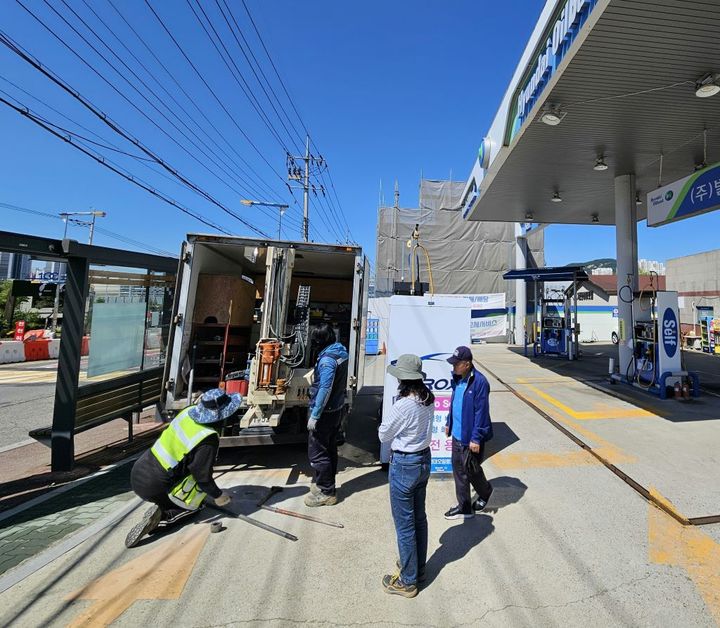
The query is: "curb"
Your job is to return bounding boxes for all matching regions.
[0,454,140,525]
[0,497,142,595]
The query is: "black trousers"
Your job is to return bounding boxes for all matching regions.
[131,450,193,521]
[451,437,492,512]
[308,409,343,495]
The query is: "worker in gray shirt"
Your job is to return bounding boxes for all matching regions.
[379,354,435,598]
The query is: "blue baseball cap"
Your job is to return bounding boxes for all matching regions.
[447,346,473,365]
[189,388,243,424]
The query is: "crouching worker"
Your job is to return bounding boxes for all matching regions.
[125,388,242,548]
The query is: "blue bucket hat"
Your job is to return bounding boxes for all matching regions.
[189,388,243,424]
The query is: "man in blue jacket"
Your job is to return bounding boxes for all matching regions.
[305,323,349,507]
[444,346,493,520]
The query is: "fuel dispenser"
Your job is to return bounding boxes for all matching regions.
[539,298,572,357]
[616,290,700,398]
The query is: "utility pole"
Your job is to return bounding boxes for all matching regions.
[302,136,310,242]
[287,135,323,242]
[53,210,106,336]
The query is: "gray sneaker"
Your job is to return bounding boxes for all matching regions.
[125,505,162,548]
[304,492,338,507]
[310,483,322,496]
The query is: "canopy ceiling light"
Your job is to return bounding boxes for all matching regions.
[540,105,565,126]
[551,192,562,203]
[593,156,608,171]
[591,213,599,223]
[636,192,642,206]
[695,73,720,98]
[525,211,534,220]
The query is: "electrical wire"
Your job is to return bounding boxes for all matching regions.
[0,76,209,195]
[142,0,288,187]
[51,0,274,207]
[0,201,175,256]
[0,27,268,237]
[186,0,293,153]
[104,0,287,206]
[219,0,305,149]
[237,0,356,243]
[0,93,232,235]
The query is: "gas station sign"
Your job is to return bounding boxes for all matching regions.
[647,162,720,227]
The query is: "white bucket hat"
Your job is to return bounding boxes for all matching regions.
[387,354,426,381]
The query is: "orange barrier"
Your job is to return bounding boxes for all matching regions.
[24,339,50,361]
[81,336,90,356]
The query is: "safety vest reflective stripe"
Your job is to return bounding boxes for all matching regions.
[168,474,207,511]
[151,408,216,471]
[151,441,176,470]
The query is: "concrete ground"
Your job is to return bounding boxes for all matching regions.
[0,347,718,626]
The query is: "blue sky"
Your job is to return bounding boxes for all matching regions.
[1,0,718,268]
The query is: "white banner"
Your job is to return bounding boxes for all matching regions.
[437,293,507,342]
[382,295,471,472]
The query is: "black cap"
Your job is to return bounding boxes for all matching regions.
[447,346,473,365]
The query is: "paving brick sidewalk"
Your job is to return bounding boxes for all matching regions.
[0,462,135,576]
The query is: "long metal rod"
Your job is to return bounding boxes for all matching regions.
[207,504,298,541]
[259,504,344,528]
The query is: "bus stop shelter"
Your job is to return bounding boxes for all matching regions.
[0,230,177,471]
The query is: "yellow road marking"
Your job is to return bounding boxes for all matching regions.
[0,371,57,384]
[514,392,637,464]
[67,524,209,627]
[648,488,720,623]
[491,450,598,469]
[520,382,653,420]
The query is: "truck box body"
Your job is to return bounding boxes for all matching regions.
[160,234,368,445]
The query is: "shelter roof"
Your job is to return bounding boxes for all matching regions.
[503,265,589,282]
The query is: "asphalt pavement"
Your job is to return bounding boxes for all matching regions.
[0,360,57,450]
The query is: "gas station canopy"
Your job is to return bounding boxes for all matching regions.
[465,0,720,226]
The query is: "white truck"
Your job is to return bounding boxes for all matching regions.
[159,234,369,446]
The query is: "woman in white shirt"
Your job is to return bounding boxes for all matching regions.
[379,354,435,598]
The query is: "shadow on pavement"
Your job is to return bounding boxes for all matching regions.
[423,515,495,587]
[483,475,528,513]
[422,474,526,587]
[484,422,519,459]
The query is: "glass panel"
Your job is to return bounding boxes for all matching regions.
[87,302,146,377]
[80,265,175,385]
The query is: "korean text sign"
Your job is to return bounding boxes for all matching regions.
[381,295,471,472]
[648,162,720,227]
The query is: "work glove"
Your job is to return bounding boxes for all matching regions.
[307,417,318,432]
[214,492,231,507]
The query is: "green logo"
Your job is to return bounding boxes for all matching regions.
[665,191,674,201]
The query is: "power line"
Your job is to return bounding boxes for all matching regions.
[236,0,355,242]
[0,201,175,256]
[0,76,206,194]
[0,26,268,237]
[184,0,291,153]
[214,0,305,151]
[142,0,288,187]
[104,0,287,206]
[34,0,274,220]
[0,92,233,235]
[75,0,281,206]
[240,0,310,138]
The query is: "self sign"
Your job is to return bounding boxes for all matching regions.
[662,308,678,358]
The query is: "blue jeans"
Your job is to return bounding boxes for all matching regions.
[389,448,431,585]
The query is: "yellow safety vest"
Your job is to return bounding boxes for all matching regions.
[151,408,217,510]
